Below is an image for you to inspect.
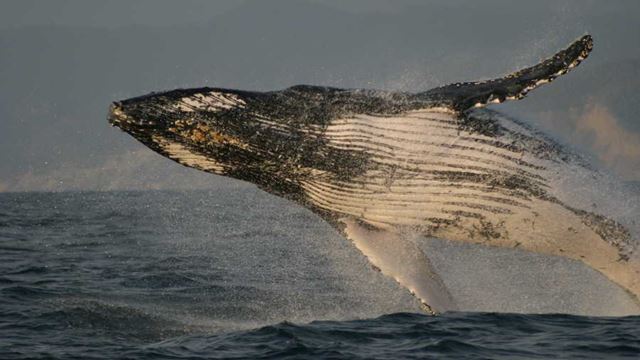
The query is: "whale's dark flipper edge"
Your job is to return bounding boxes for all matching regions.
[422,35,593,112]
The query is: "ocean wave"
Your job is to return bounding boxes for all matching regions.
[120,272,202,289]
[141,312,640,359]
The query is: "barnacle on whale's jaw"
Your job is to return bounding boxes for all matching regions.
[107,102,131,129]
[107,101,163,140]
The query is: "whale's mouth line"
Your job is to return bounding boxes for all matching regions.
[150,135,228,174]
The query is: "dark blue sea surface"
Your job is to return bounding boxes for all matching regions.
[1,190,639,359]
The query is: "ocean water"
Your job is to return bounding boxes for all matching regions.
[1,188,639,359]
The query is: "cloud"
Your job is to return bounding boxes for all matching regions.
[574,103,640,178]
[536,101,640,180]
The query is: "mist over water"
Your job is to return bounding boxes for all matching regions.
[0,189,417,330]
[2,188,639,358]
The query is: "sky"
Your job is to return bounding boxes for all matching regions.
[1,0,639,192]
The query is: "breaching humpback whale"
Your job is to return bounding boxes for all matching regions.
[108,35,639,314]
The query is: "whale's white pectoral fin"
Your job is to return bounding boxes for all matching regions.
[340,217,457,314]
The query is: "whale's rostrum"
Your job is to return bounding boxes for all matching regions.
[108,35,640,314]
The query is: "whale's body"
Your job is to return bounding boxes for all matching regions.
[108,35,640,313]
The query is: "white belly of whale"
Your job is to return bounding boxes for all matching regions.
[301,108,543,228]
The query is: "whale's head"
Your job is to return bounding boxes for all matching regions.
[108,87,370,198]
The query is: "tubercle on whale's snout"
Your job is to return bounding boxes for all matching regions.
[107,101,161,133]
[107,102,124,127]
